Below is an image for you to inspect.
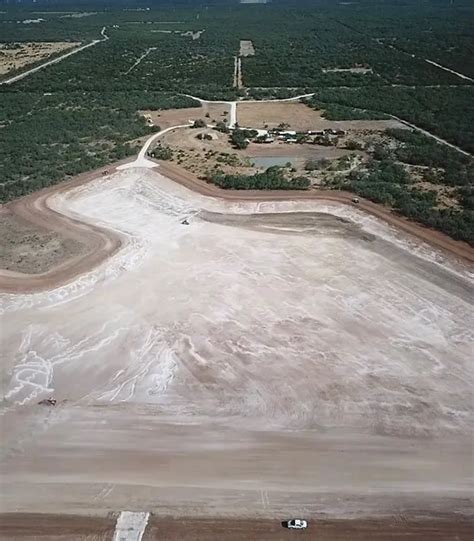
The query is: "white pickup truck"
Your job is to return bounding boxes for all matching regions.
[285,518,308,529]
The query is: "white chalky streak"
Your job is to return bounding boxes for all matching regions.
[113,511,149,541]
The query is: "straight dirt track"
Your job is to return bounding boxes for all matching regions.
[1,159,472,294]
[1,513,472,541]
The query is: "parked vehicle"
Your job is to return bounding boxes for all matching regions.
[283,518,308,529]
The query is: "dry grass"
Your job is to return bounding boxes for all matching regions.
[141,103,230,130]
[237,102,401,132]
[0,42,79,75]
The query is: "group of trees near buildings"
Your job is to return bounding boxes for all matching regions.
[305,87,474,154]
[325,139,474,245]
[211,166,310,190]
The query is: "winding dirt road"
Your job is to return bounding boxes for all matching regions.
[0,161,127,294]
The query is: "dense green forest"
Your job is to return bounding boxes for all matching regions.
[1,1,473,220]
[0,91,198,201]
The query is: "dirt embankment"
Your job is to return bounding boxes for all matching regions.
[0,161,130,294]
[0,209,87,275]
[158,161,474,265]
[1,157,472,295]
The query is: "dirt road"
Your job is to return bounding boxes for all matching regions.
[1,513,472,540]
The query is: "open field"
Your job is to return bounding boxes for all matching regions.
[1,166,473,538]
[141,102,230,130]
[237,102,403,132]
[0,41,79,75]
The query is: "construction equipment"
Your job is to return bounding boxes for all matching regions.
[38,397,57,406]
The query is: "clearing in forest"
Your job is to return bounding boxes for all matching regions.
[0,42,80,76]
[237,101,401,132]
[239,40,255,56]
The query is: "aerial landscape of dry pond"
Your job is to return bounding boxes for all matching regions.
[0,1,473,539]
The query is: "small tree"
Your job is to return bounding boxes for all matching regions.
[215,121,229,133]
[192,119,206,128]
[231,129,249,149]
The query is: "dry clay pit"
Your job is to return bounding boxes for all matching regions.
[0,167,473,528]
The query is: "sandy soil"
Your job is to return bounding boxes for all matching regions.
[0,209,87,274]
[239,40,255,56]
[1,157,473,296]
[0,42,79,75]
[0,161,130,294]
[1,167,472,533]
[142,103,230,130]
[1,513,472,540]
[237,102,403,131]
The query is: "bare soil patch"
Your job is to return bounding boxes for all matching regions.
[141,103,230,129]
[0,513,114,541]
[0,160,130,293]
[0,209,87,274]
[239,39,255,56]
[0,42,79,76]
[158,161,474,264]
[237,101,401,132]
